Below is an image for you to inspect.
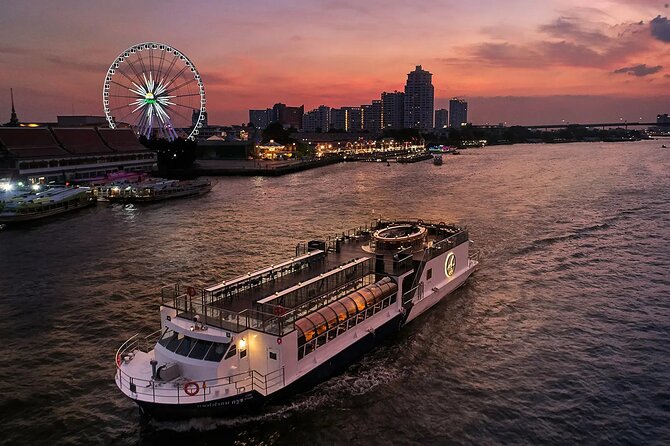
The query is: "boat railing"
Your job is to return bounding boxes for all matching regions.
[283,274,376,323]
[115,329,163,367]
[254,257,374,312]
[294,224,374,256]
[202,249,326,303]
[402,282,424,305]
[115,343,286,403]
[468,249,481,266]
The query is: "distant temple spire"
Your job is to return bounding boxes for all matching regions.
[7,88,19,127]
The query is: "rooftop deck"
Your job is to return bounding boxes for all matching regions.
[160,220,469,335]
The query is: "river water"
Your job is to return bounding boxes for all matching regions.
[1,141,669,445]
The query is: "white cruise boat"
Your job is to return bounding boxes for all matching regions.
[115,219,479,420]
[106,178,211,203]
[0,186,95,223]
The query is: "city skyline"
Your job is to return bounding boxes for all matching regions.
[1,0,669,125]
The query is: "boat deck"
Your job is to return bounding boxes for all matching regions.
[211,236,374,313]
[160,220,469,333]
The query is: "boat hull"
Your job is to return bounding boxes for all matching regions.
[107,185,211,203]
[0,198,95,223]
[133,312,404,421]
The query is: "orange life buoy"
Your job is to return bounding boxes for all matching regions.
[186,286,196,297]
[184,381,199,396]
[277,337,282,345]
[273,305,286,316]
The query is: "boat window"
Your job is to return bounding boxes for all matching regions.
[175,336,195,356]
[205,342,228,362]
[240,348,247,359]
[269,351,277,360]
[223,344,236,360]
[158,328,177,348]
[188,339,213,360]
[165,331,185,352]
[427,268,432,280]
[159,328,229,362]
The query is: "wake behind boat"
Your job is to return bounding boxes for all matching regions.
[107,178,211,203]
[115,219,479,420]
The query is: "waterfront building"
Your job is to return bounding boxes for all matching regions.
[249,109,273,129]
[362,100,382,133]
[449,98,468,128]
[435,109,449,130]
[256,140,295,160]
[302,105,331,133]
[403,65,434,130]
[381,91,405,129]
[0,127,156,183]
[55,116,108,127]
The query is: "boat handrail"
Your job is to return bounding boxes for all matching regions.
[115,329,162,368]
[256,257,370,305]
[204,249,325,295]
[115,339,286,402]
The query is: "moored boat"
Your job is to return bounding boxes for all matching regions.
[107,178,211,203]
[115,219,479,420]
[0,186,95,223]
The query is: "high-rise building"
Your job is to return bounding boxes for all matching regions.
[362,100,382,133]
[343,107,362,132]
[404,65,434,130]
[272,103,304,129]
[449,98,468,128]
[249,108,273,129]
[330,108,346,131]
[435,109,448,129]
[381,91,405,130]
[329,107,362,132]
[302,105,331,132]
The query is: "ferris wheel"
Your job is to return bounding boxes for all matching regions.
[102,42,206,141]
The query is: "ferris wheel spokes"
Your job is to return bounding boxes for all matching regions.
[103,42,206,141]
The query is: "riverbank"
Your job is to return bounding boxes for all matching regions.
[193,156,343,176]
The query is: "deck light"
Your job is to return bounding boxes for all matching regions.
[239,338,247,349]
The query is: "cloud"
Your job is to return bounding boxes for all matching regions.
[650,15,670,42]
[448,10,650,71]
[539,16,611,46]
[613,64,663,76]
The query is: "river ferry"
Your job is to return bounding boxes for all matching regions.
[115,219,479,420]
[106,178,211,203]
[0,186,95,223]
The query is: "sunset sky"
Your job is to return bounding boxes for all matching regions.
[1,0,670,125]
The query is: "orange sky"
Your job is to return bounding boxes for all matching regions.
[1,0,670,125]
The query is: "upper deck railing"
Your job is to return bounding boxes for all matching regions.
[159,219,468,335]
[160,257,377,335]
